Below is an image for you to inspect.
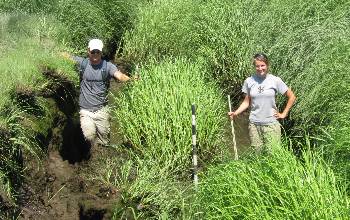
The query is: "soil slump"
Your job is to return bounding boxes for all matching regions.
[18,145,120,220]
[15,72,124,219]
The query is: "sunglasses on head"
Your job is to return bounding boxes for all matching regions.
[90,50,101,54]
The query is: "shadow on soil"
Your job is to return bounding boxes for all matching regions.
[60,117,91,164]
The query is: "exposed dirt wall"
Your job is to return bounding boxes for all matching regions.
[3,68,125,220]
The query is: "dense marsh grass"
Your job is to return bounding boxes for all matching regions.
[123,0,349,94]
[102,157,194,219]
[0,13,77,109]
[54,0,147,56]
[112,59,228,218]
[0,0,57,14]
[121,0,350,186]
[1,0,147,57]
[116,1,350,217]
[194,145,349,219]
[281,36,350,187]
[115,58,227,173]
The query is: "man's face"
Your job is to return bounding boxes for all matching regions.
[88,49,102,63]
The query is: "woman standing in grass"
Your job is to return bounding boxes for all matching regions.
[228,53,296,154]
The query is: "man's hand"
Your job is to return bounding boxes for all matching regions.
[132,74,140,81]
[60,51,72,61]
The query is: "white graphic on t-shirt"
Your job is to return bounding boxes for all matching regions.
[258,85,264,93]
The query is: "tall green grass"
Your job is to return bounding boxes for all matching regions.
[0,13,76,109]
[123,0,349,96]
[0,0,57,14]
[194,145,349,219]
[115,58,227,173]
[302,42,350,184]
[54,0,147,56]
[0,107,42,200]
[111,58,228,218]
[121,0,350,184]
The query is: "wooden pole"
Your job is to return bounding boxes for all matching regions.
[228,95,238,160]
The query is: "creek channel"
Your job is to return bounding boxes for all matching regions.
[13,67,128,220]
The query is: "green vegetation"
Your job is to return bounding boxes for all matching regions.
[54,0,147,56]
[115,59,227,172]
[293,42,350,181]
[0,0,349,219]
[108,59,227,218]
[119,0,350,218]
[0,0,56,14]
[195,145,349,219]
[122,0,350,110]
[0,13,77,109]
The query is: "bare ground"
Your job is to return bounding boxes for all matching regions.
[15,80,127,220]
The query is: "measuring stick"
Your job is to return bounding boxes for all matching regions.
[191,104,198,188]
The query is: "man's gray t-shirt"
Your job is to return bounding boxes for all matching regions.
[74,56,118,112]
[242,74,288,125]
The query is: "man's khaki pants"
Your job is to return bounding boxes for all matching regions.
[79,106,110,146]
[248,122,281,154]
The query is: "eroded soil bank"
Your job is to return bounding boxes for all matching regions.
[18,116,121,220]
[9,69,127,219]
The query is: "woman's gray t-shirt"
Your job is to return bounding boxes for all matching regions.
[242,74,288,125]
[74,56,118,112]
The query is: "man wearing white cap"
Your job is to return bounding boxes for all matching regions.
[70,39,132,152]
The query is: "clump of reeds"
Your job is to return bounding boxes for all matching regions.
[111,58,228,218]
[194,145,349,219]
[115,58,227,173]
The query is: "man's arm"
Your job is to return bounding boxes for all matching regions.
[60,52,74,61]
[113,70,131,82]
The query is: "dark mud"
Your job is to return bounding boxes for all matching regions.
[14,78,126,220]
[17,143,121,220]
[17,155,120,219]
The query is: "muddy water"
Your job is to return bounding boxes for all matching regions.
[232,112,251,156]
[224,111,251,159]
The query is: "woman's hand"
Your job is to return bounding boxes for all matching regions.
[274,111,287,119]
[275,89,296,119]
[228,111,238,120]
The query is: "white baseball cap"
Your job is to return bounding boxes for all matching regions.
[88,39,103,51]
